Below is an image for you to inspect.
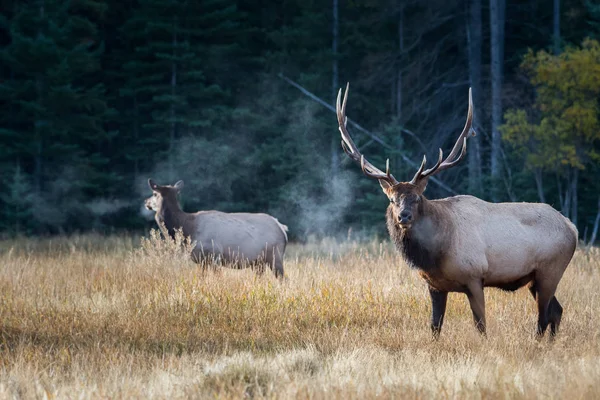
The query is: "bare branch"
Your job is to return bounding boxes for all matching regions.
[278,74,458,195]
[411,88,474,183]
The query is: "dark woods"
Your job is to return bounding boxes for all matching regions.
[0,0,599,241]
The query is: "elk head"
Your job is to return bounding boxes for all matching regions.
[336,84,474,230]
[145,179,184,212]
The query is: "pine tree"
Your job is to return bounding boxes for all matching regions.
[1,163,34,235]
[0,0,110,231]
[117,0,247,183]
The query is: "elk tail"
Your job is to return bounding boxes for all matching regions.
[565,216,579,246]
[273,217,289,242]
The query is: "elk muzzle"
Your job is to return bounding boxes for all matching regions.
[145,198,154,211]
[398,211,413,227]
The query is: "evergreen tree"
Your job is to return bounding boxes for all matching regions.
[0,0,110,231]
[117,0,247,182]
[1,163,34,234]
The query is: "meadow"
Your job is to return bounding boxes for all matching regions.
[0,232,599,399]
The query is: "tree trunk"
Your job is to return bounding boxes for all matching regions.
[553,0,560,54]
[330,0,339,172]
[133,95,139,181]
[534,168,546,203]
[390,74,396,114]
[489,0,506,200]
[557,170,573,219]
[563,176,571,220]
[34,1,45,194]
[396,2,403,119]
[557,173,565,212]
[589,197,600,246]
[570,168,578,227]
[14,163,21,234]
[34,139,42,194]
[467,0,483,194]
[395,1,404,173]
[169,19,178,180]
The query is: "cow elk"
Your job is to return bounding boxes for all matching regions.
[145,179,288,278]
[336,84,578,338]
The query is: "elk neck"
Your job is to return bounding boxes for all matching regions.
[386,197,452,272]
[155,194,189,238]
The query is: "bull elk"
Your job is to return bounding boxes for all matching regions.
[144,179,288,278]
[336,84,578,338]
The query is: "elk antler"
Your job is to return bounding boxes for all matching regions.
[409,88,475,184]
[337,83,399,187]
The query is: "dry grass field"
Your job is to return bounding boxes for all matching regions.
[0,231,599,399]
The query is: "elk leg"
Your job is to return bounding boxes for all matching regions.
[535,294,551,337]
[531,280,563,336]
[252,261,266,275]
[428,287,448,339]
[266,248,285,280]
[529,282,550,337]
[466,282,486,335]
[273,259,285,280]
[548,297,563,336]
[533,276,561,338]
[528,281,537,300]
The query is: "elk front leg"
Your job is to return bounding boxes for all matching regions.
[466,281,486,335]
[429,287,448,339]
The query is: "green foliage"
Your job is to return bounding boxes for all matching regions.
[0,0,599,239]
[501,39,600,227]
[0,0,111,230]
[503,40,600,172]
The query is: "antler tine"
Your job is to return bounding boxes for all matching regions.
[446,87,474,162]
[409,149,443,184]
[337,87,359,161]
[342,82,349,122]
[337,83,398,185]
[422,149,443,176]
[409,155,427,184]
[438,137,467,170]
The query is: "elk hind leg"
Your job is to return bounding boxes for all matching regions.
[530,277,563,337]
[251,260,266,276]
[548,297,563,336]
[529,282,547,337]
[533,280,559,338]
[273,259,284,280]
[466,281,486,335]
[265,247,285,280]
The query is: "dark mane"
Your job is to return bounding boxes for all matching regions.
[386,204,445,272]
[155,192,195,239]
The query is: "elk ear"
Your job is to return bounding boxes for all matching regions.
[379,180,396,201]
[414,177,428,195]
[174,180,184,191]
[148,179,159,191]
[379,179,393,192]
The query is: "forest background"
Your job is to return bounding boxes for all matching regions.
[1,0,599,242]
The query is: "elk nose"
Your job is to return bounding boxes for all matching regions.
[399,211,412,224]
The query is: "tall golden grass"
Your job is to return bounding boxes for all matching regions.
[0,231,599,399]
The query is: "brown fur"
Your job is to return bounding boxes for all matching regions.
[337,84,577,337]
[384,183,577,337]
[145,180,288,278]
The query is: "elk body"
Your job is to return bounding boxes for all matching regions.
[336,84,577,338]
[145,180,288,278]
